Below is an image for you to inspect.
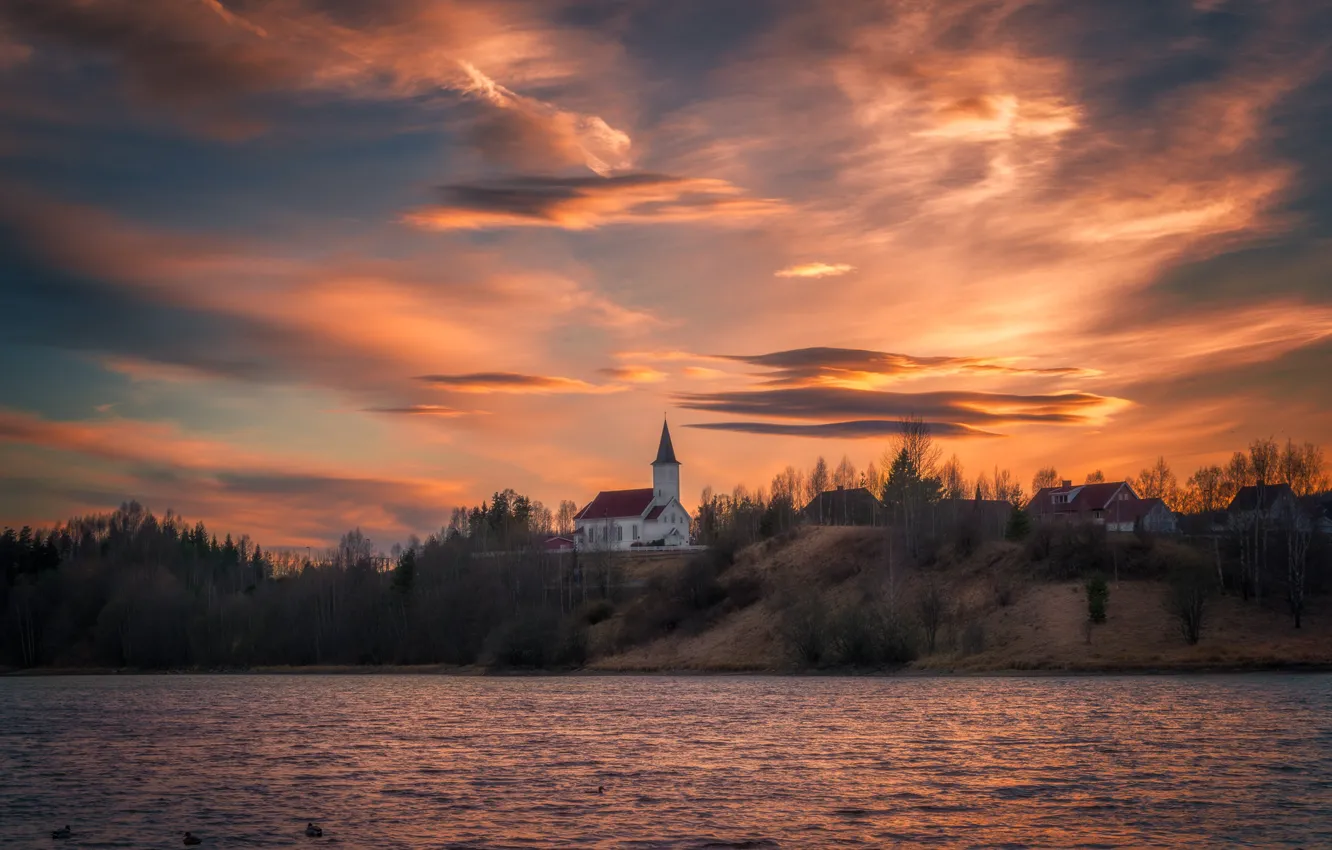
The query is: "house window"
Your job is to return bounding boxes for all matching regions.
[1053,494,1067,504]
[633,525,639,540]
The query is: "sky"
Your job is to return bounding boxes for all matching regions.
[2,0,1331,548]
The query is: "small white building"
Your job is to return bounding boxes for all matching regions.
[574,420,692,550]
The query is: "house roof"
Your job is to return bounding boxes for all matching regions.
[645,505,666,521]
[574,488,655,520]
[541,536,575,550]
[1228,483,1296,512]
[1028,482,1136,515]
[1107,497,1170,523]
[653,419,678,465]
[801,486,883,514]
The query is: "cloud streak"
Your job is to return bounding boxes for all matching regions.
[775,262,854,278]
[404,173,784,231]
[415,372,621,395]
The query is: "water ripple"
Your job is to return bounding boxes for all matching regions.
[1,674,1330,847]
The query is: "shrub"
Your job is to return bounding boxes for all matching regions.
[579,598,615,626]
[486,610,587,669]
[960,620,985,656]
[829,603,916,667]
[915,581,946,654]
[1166,563,1211,645]
[1085,574,1108,623]
[723,574,764,610]
[1004,506,1031,542]
[780,596,829,666]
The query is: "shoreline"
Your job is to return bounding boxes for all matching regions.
[5,661,1332,678]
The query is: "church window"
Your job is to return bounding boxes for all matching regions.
[616,525,623,542]
[633,525,639,540]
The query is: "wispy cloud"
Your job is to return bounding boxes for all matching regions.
[775,262,854,278]
[415,372,622,395]
[688,420,998,439]
[597,366,667,383]
[362,405,472,418]
[404,173,785,231]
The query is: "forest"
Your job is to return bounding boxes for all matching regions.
[3,425,1329,670]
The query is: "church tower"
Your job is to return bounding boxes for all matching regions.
[651,418,681,505]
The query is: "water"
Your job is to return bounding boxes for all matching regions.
[1,675,1329,848]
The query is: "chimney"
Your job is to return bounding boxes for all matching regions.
[1061,479,1072,488]
[837,484,844,491]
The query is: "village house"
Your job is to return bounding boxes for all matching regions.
[1027,480,1178,533]
[800,485,886,526]
[1227,483,1305,531]
[573,420,692,550]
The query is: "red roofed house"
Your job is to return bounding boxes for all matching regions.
[574,420,692,550]
[1026,479,1172,532]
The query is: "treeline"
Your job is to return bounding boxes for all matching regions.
[440,490,581,552]
[0,499,611,670]
[693,419,1027,549]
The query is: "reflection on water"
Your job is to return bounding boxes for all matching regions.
[1,674,1329,848]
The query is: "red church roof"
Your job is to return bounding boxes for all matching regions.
[574,487,655,520]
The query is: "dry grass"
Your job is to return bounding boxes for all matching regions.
[589,527,1332,673]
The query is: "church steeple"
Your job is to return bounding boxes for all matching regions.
[653,418,678,465]
[651,418,681,504]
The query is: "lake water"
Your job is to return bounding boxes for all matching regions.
[1,674,1329,848]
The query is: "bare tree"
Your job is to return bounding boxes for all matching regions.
[810,456,830,496]
[1286,517,1312,629]
[940,455,968,500]
[1185,465,1227,513]
[833,455,858,489]
[1032,466,1061,492]
[1249,437,1280,603]
[916,581,946,654]
[1084,470,1106,484]
[863,460,884,499]
[1134,456,1181,508]
[556,500,579,536]
[1280,439,1328,496]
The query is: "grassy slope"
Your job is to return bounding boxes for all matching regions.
[588,526,1332,673]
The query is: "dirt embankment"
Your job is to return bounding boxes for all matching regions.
[588,526,1332,674]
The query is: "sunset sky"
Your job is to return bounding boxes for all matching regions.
[2,0,1331,547]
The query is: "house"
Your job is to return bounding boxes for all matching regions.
[573,420,692,550]
[935,497,1015,539]
[1226,483,1302,529]
[1026,480,1143,526]
[1298,495,1332,535]
[541,535,575,552]
[1104,497,1178,534]
[801,486,885,526]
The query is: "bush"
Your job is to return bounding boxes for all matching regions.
[1031,523,1110,579]
[915,581,946,654]
[780,596,829,666]
[1004,506,1031,542]
[960,620,985,656]
[722,574,764,610]
[1086,574,1108,623]
[830,603,916,667]
[579,598,615,626]
[486,610,587,669]
[1167,563,1211,645]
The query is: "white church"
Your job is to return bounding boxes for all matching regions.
[573,420,692,550]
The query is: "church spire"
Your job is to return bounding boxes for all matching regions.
[653,418,678,465]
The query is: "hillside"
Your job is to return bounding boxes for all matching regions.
[586,526,1332,673]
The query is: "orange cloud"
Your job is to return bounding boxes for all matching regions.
[775,262,855,278]
[598,366,667,383]
[404,173,785,231]
[415,372,623,395]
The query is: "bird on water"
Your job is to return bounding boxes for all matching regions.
[183,831,202,846]
[51,825,71,840]
[305,823,323,837]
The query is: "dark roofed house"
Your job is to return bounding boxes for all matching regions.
[1027,479,1144,527]
[1299,495,1332,535]
[1227,483,1299,516]
[541,535,575,552]
[801,486,885,526]
[1105,497,1178,534]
